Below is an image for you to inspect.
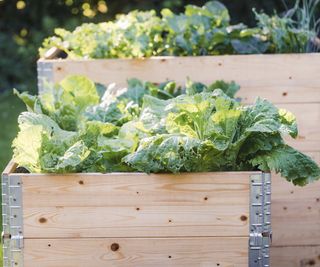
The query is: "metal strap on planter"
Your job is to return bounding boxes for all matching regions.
[1,170,271,266]
[249,172,272,267]
[2,174,23,267]
[37,61,54,93]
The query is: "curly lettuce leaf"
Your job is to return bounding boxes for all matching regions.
[123,134,203,173]
[39,75,100,130]
[166,90,238,140]
[278,108,298,138]
[207,80,240,98]
[250,145,320,186]
[13,89,43,113]
[55,141,91,172]
[12,112,76,172]
[12,124,44,173]
[12,75,319,186]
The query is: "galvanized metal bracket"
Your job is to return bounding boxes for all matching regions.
[2,174,24,267]
[249,172,271,267]
[37,61,54,93]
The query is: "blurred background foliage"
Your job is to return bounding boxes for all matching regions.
[0,0,317,172]
[0,0,300,93]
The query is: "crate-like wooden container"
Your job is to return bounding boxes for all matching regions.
[2,162,271,267]
[38,53,320,266]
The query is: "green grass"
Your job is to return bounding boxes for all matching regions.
[0,91,25,267]
[0,91,24,172]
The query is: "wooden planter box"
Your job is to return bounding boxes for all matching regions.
[37,53,320,266]
[37,54,320,152]
[2,161,271,267]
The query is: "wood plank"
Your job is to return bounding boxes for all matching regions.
[24,237,248,267]
[2,160,17,175]
[21,172,250,207]
[39,53,320,104]
[279,103,320,152]
[272,172,320,246]
[271,245,320,267]
[23,205,249,238]
[21,172,251,238]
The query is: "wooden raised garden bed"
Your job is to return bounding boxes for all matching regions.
[37,53,320,266]
[2,161,271,267]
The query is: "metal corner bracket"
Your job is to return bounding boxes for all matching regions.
[2,173,24,267]
[249,172,272,267]
[37,61,54,93]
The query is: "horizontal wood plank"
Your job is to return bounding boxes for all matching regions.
[271,245,320,267]
[24,237,248,267]
[272,172,320,247]
[23,205,249,238]
[39,53,320,104]
[20,172,251,238]
[21,172,250,207]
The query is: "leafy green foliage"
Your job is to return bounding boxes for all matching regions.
[40,11,165,59]
[251,145,320,186]
[13,75,320,186]
[35,2,284,58]
[254,10,312,53]
[39,1,320,59]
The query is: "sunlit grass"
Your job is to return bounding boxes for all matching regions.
[0,91,24,172]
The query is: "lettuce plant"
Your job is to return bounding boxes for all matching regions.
[39,1,269,58]
[40,1,320,59]
[13,75,320,186]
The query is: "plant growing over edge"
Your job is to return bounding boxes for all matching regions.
[12,75,320,186]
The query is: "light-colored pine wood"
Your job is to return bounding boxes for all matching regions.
[279,103,320,152]
[39,53,320,104]
[21,172,250,207]
[2,160,17,175]
[23,205,249,238]
[24,237,248,267]
[20,172,251,238]
[271,245,320,267]
[272,172,320,247]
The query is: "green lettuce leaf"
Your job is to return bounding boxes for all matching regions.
[55,141,91,172]
[250,145,320,186]
[40,75,100,130]
[12,75,320,186]
[123,134,203,173]
[12,112,76,172]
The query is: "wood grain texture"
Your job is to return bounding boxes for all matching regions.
[271,245,320,267]
[278,103,320,151]
[39,53,320,104]
[21,172,250,207]
[24,237,248,267]
[20,172,252,238]
[272,172,320,247]
[2,160,17,175]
